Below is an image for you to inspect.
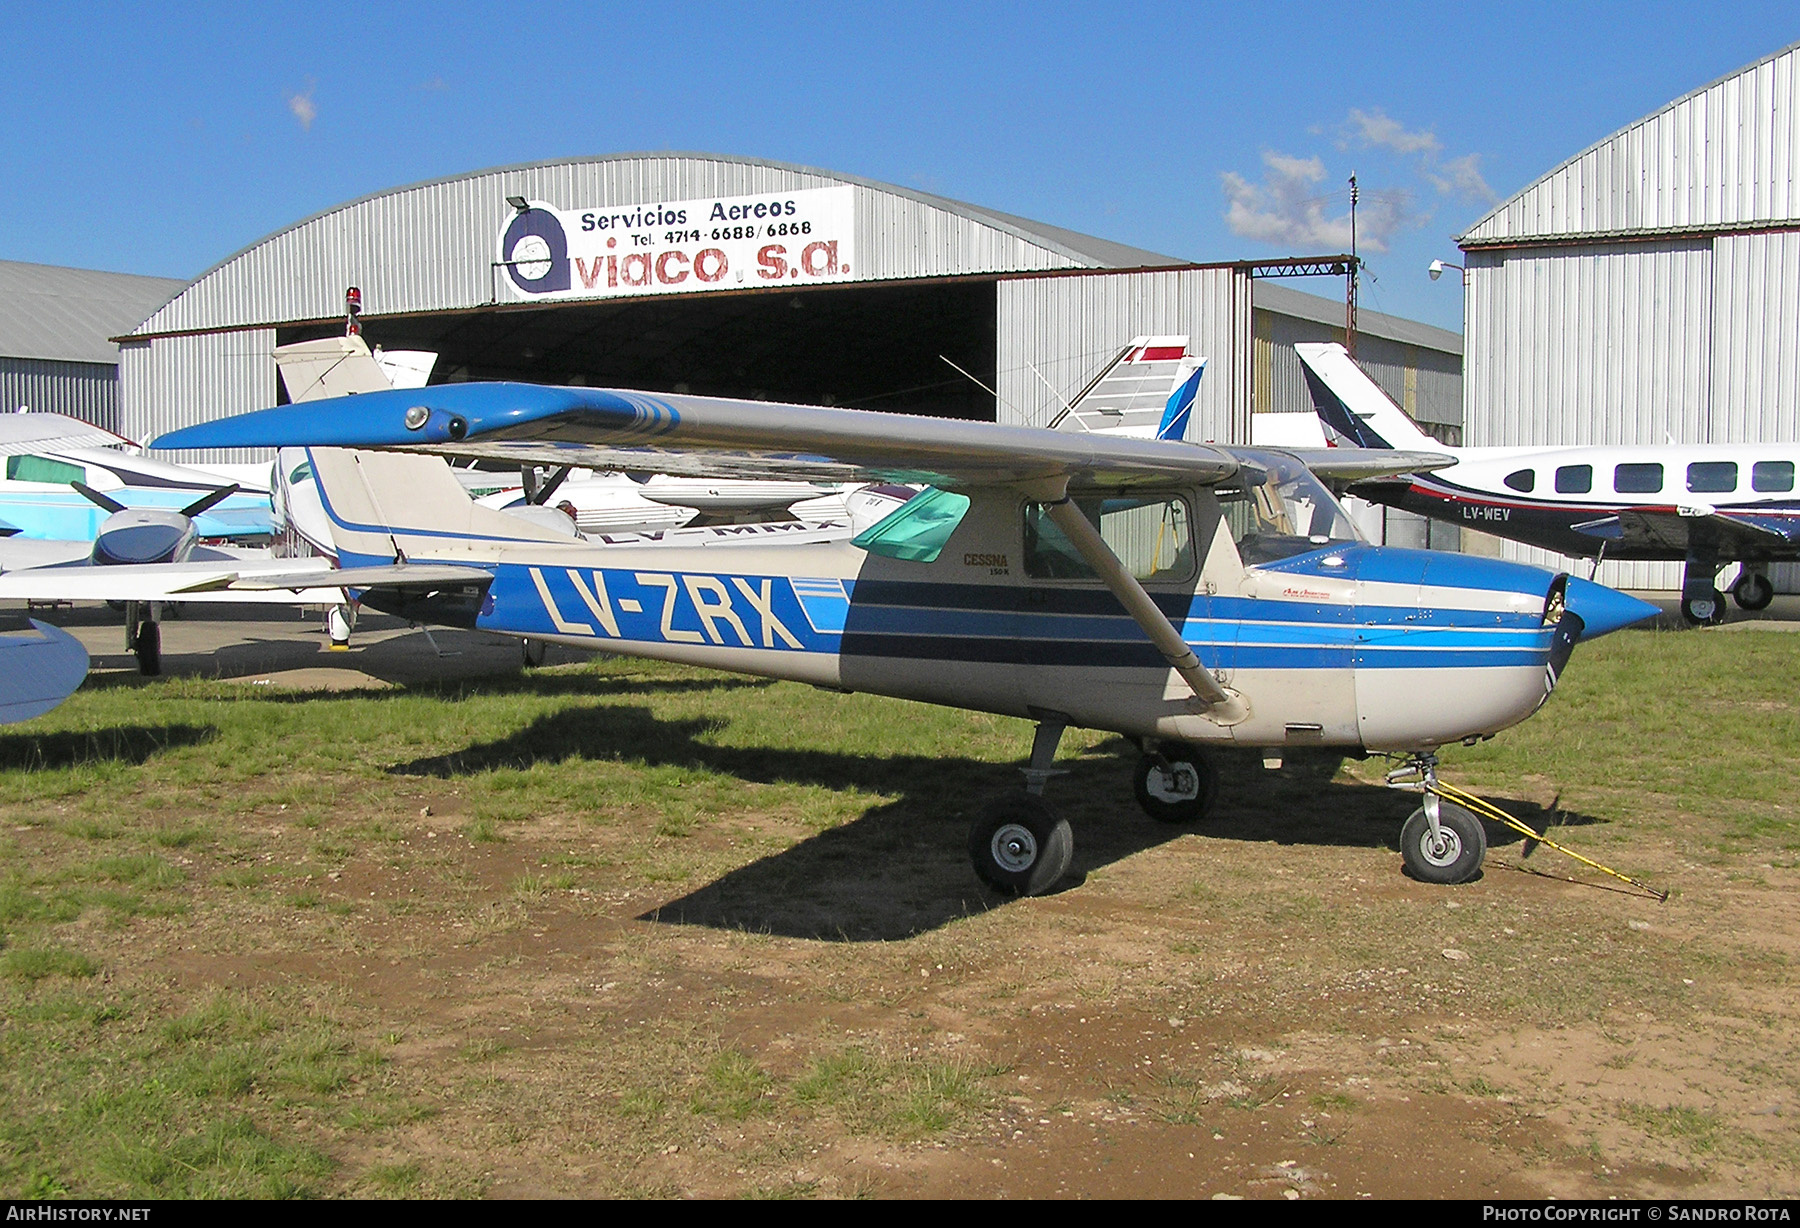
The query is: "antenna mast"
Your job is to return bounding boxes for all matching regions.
[1346,173,1360,358]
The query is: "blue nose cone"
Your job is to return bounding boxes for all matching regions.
[1563,576,1660,639]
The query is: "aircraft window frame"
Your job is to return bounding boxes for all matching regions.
[1553,465,1593,495]
[851,487,970,563]
[1022,493,1198,585]
[1687,461,1738,494]
[1752,460,1795,493]
[5,454,86,485]
[1612,462,1663,494]
[1503,468,1536,493]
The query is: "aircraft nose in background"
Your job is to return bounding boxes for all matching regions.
[1562,577,1661,639]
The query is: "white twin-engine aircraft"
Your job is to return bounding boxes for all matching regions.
[1297,340,1800,625]
[151,379,1656,895]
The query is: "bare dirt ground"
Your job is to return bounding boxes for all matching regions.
[8,606,1799,1199]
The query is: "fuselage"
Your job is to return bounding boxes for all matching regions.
[1360,443,1800,562]
[0,446,271,542]
[324,452,1652,755]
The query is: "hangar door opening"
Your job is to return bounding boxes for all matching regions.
[278,279,998,420]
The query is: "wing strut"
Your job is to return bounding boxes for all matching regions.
[1040,496,1249,725]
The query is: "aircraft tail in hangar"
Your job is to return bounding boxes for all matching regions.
[1294,341,1447,454]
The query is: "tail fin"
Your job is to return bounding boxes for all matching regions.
[1294,342,1446,453]
[1155,362,1206,441]
[1053,336,1206,439]
[273,336,439,402]
[305,447,576,568]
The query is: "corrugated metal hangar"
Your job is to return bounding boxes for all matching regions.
[120,153,1461,471]
[1460,40,1800,589]
[0,261,183,431]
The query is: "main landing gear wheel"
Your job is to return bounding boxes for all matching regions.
[1680,588,1727,626]
[132,620,161,677]
[969,794,1073,897]
[1733,571,1776,611]
[521,637,547,667]
[1400,801,1486,885]
[1133,745,1219,823]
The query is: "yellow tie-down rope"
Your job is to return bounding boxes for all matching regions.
[1428,778,1670,903]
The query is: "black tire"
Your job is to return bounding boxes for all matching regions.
[521,637,547,667]
[968,794,1073,896]
[1733,572,1775,612]
[1680,589,1727,626]
[1133,746,1219,823]
[1399,801,1486,885]
[133,620,161,677]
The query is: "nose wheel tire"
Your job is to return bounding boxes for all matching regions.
[969,795,1073,896]
[132,620,161,677]
[1133,746,1219,823]
[1399,801,1486,885]
[1681,589,1727,626]
[1733,572,1775,612]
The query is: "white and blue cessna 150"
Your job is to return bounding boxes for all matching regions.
[155,383,1658,894]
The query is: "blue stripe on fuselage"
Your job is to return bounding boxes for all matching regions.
[467,561,1552,671]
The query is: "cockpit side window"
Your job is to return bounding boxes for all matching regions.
[1503,468,1535,493]
[1022,494,1196,582]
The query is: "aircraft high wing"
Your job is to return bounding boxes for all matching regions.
[154,383,1657,895]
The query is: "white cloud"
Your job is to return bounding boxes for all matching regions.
[1341,107,1441,157]
[1425,152,1499,205]
[287,82,317,131]
[1221,150,1420,252]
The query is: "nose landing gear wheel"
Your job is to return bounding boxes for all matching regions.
[1133,745,1219,823]
[1733,571,1775,611]
[132,620,161,677]
[1400,800,1486,884]
[969,794,1073,896]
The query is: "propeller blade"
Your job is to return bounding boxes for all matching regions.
[178,484,240,519]
[70,481,126,514]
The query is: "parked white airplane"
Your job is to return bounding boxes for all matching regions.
[145,375,1656,894]
[0,411,270,543]
[1298,341,1800,624]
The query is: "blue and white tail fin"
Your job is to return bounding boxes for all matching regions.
[1052,336,1206,441]
[1294,342,1448,453]
[1156,363,1205,442]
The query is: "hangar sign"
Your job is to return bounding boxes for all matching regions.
[498,185,855,301]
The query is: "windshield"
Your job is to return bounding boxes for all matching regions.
[1214,449,1362,564]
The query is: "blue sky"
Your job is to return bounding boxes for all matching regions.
[3,1,1795,332]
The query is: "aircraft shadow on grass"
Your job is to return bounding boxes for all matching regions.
[386,705,1609,941]
[0,723,216,770]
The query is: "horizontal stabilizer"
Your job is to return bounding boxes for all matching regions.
[232,563,495,592]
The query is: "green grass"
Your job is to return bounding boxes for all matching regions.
[0,634,1795,1195]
